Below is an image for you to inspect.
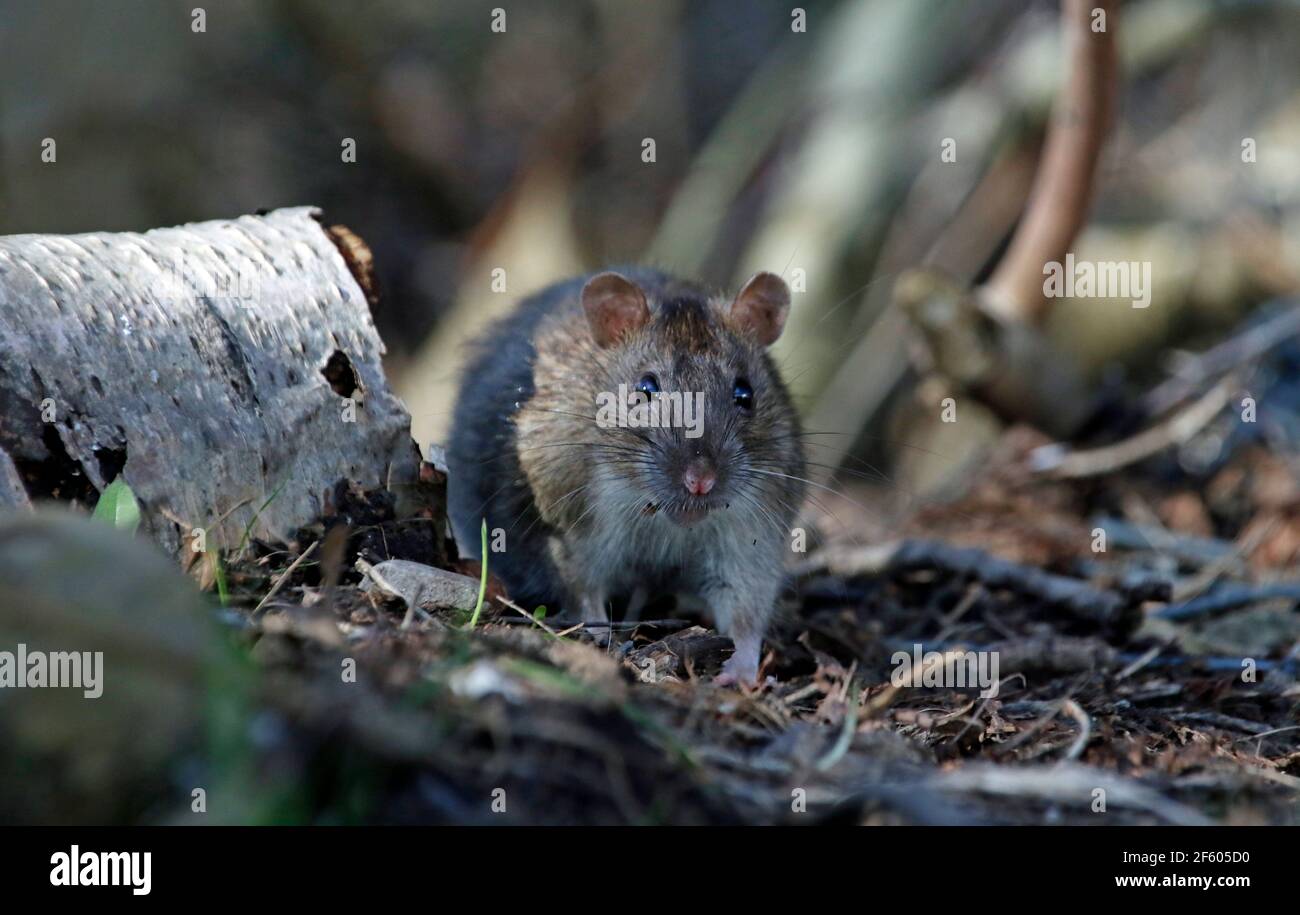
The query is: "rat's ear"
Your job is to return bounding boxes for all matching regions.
[728,272,791,347]
[581,272,651,347]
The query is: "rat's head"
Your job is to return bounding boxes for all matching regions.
[581,270,804,528]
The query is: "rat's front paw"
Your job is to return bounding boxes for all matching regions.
[585,624,615,649]
[715,636,761,686]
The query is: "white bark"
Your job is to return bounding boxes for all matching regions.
[0,207,419,555]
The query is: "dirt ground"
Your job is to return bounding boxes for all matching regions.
[222,392,1300,825]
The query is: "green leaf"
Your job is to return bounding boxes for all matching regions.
[91,479,141,533]
[533,605,547,622]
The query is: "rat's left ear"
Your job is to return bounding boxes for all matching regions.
[728,272,791,347]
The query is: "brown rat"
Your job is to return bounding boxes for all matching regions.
[446,267,805,684]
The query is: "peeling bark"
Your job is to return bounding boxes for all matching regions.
[0,207,420,555]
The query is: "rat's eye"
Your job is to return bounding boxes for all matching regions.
[733,377,754,409]
[634,374,660,402]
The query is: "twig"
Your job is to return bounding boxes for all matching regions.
[1233,725,1300,744]
[1239,767,1300,793]
[493,594,562,638]
[935,584,984,643]
[253,540,318,614]
[862,650,992,720]
[1115,644,1163,681]
[1155,581,1300,622]
[1062,698,1091,761]
[1030,376,1234,479]
[782,682,823,707]
[929,763,1212,826]
[1126,652,1297,674]
[1088,516,1234,568]
[889,540,1129,627]
[160,496,252,551]
[815,698,859,773]
[1170,517,1276,603]
[354,556,433,627]
[808,540,1129,626]
[1144,302,1300,416]
[576,619,694,631]
[993,692,1071,756]
[811,540,1125,622]
[1156,710,1273,736]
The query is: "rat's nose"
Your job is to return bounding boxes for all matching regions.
[682,461,716,496]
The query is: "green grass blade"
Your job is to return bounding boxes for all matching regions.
[467,519,488,628]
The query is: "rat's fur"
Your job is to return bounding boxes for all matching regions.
[447,268,805,682]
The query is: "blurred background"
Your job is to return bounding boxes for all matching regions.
[8,0,1300,828]
[5,0,1300,524]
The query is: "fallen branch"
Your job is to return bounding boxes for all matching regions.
[925,763,1212,826]
[1151,709,1273,736]
[1028,376,1234,478]
[0,207,420,555]
[1143,302,1300,417]
[1088,516,1234,567]
[802,539,1136,629]
[1155,581,1300,622]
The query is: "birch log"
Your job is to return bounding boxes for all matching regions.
[0,206,420,555]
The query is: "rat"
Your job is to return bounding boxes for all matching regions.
[446,267,805,684]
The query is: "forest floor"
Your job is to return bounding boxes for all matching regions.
[222,395,1300,825]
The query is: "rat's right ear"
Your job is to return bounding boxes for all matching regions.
[581,272,651,347]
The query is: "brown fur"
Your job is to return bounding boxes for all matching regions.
[447,268,805,683]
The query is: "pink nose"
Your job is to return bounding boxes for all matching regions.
[683,464,716,496]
